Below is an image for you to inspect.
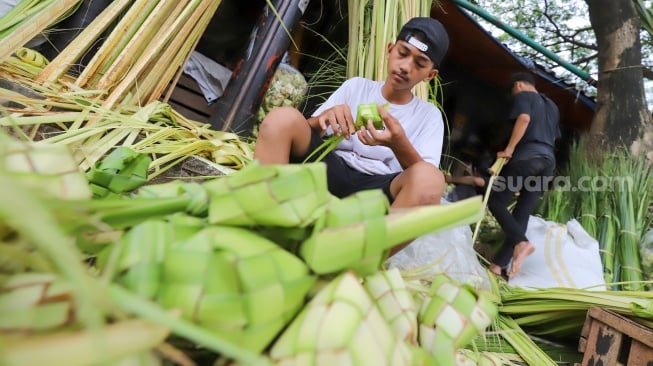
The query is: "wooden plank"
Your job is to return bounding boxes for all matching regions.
[587,308,653,348]
[578,309,594,352]
[628,340,653,366]
[168,101,210,123]
[578,337,588,354]
[168,87,213,115]
[581,320,622,366]
[175,73,202,90]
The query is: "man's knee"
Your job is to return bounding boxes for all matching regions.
[256,106,313,162]
[396,162,444,205]
[259,106,305,132]
[410,161,444,189]
[262,107,306,124]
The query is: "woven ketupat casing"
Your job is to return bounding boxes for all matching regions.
[300,189,390,276]
[269,271,428,366]
[204,162,330,227]
[3,139,92,200]
[156,226,315,353]
[418,275,498,366]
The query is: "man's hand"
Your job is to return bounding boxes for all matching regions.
[356,104,406,147]
[497,148,513,159]
[313,104,356,139]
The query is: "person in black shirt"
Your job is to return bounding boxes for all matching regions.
[488,72,561,278]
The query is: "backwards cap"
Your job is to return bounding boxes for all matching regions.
[397,17,450,68]
[510,72,536,86]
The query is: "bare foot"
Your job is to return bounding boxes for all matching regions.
[489,264,503,276]
[508,241,535,277]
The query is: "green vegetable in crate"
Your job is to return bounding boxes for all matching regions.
[355,103,388,130]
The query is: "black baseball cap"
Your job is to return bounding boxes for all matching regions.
[397,17,450,68]
[510,72,536,86]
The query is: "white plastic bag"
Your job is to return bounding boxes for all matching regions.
[183,51,233,104]
[385,206,490,290]
[508,216,606,290]
[257,63,308,121]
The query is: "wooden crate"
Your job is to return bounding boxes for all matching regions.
[576,307,653,366]
[165,74,218,123]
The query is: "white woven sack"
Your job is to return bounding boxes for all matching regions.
[508,216,606,290]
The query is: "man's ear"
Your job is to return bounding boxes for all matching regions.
[424,69,438,82]
[514,81,526,93]
[387,42,395,54]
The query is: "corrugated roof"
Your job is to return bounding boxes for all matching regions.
[432,0,595,132]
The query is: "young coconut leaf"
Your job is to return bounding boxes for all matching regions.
[86,146,152,198]
[0,318,170,366]
[96,215,205,298]
[0,273,74,332]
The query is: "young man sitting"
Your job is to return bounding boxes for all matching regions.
[253,17,450,253]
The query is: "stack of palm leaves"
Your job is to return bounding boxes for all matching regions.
[498,281,653,345]
[1,57,253,178]
[537,139,653,290]
[32,0,222,110]
[1,0,254,180]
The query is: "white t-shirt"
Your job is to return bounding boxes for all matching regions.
[312,77,444,175]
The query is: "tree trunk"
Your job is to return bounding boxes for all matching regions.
[585,0,651,157]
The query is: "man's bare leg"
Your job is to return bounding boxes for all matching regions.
[489,264,503,276]
[508,241,535,277]
[389,161,444,208]
[254,106,313,164]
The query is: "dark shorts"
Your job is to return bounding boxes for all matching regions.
[290,128,399,202]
